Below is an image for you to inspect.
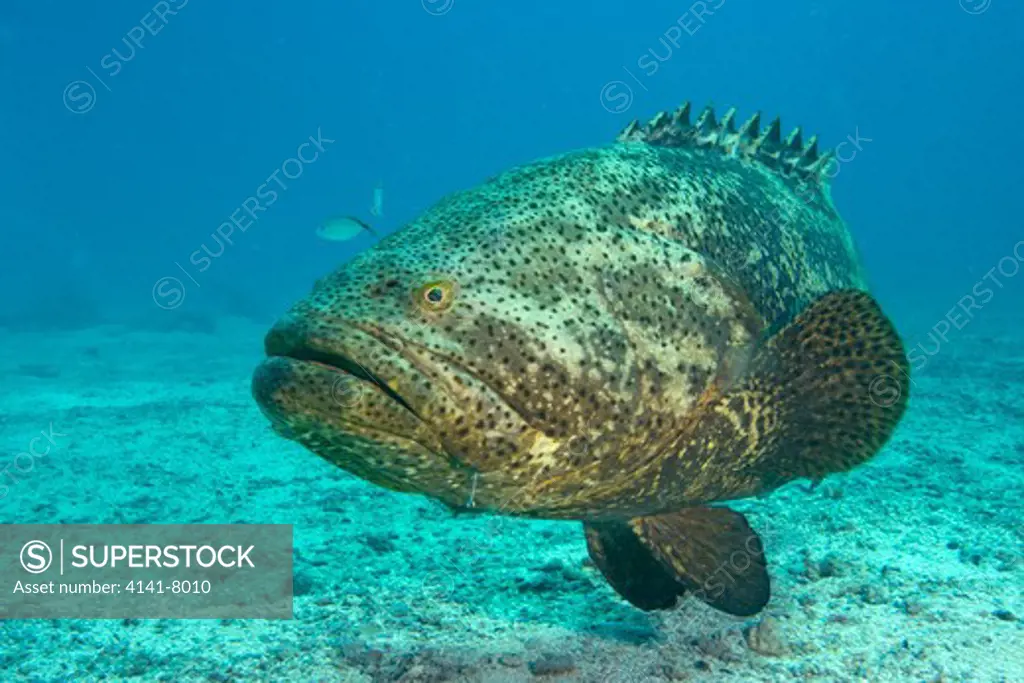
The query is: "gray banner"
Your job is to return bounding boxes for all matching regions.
[0,525,293,619]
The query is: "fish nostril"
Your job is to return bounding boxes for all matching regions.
[384,279,400,288]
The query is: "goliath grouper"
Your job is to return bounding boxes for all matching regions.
[252,101,910,616]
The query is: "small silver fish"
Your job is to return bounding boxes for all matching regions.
[369,181,384,218]
[315,216,378,242]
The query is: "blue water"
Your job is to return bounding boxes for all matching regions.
[2,2,1022,681]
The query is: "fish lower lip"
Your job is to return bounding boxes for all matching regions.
[270,347,419,417]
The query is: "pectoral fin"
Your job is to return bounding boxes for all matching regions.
[739,288,909,485]
[673,289,910,498]
[584,506,769,616]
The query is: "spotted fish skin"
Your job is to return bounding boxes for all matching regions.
[254,108,887,521]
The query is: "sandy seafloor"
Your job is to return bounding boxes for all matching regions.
[0,315,1021,683]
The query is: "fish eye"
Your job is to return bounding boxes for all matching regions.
[415,279,457,312]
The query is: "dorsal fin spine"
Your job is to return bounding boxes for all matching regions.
[800,136,819,163]
[673,101,692,126]
[737,112,760,140]
[785,127,802,150]
[720,108,737,133]
[619,120,642,140]
[808,151,835,175]
[695,105,716,132]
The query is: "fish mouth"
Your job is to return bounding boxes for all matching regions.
[255,311,422,422]
[253,318,480,505]
[270,344,419,418]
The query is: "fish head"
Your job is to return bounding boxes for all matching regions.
[252,149,761,513]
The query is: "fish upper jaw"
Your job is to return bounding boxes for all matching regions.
[253,312,436,445]
[262,313,419,417]
[252,313,489,502]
